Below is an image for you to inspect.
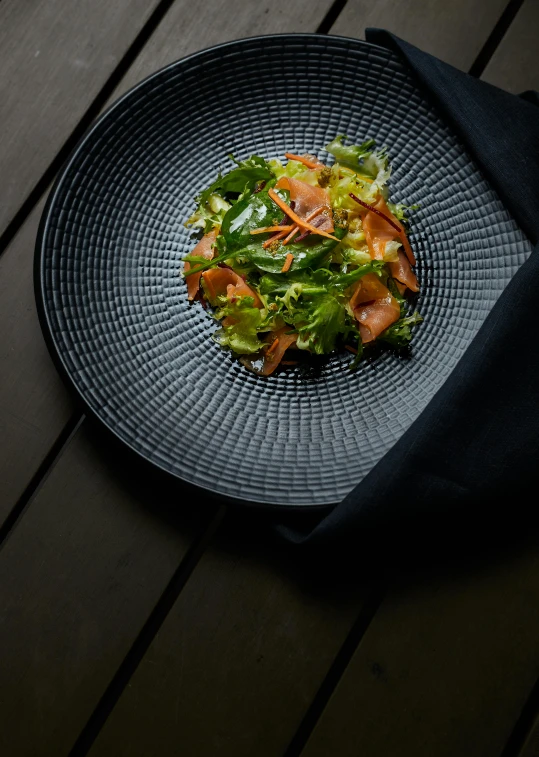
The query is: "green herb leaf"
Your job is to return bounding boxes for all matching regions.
[330,260,385,290]
[325,135,376,172]
[198,155,274,207]
[292,294,349,355]
[221,188,289,251]
[244,225,347,274]
[378,312,423,348]
[214,297,266,355]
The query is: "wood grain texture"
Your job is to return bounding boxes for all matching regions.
[0,424,215,757]
[482,0,539,93]
[0,0,335,520]
[330,0,507,70]
[300,545,539,757]
[1,1,346,755]
[109,0,337,103]
[0,198,75,522]
[88,523,364,757]
[0,0,162,241]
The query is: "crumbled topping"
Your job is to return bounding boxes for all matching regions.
[267,240,282,255]
[333,208,349,230]
[318,166,332,187]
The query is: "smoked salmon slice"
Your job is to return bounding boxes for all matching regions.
[349,273,390,309]
[356,302,401,343]
[350,273,400,343]
[388,250,419,293]
[275,177,334,233]
[201,267,262,307]
[242,325,297,376]
[185,229,218,300]
[362,197,415,264]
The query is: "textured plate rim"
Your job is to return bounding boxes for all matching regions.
[34,33,428,511]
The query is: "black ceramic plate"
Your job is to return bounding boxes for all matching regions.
[35,35,531,508]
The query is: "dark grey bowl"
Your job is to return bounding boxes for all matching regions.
[35,34,531,508]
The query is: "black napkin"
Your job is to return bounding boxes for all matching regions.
[280,30,539,547]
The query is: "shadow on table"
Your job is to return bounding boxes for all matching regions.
[85,414,539,602]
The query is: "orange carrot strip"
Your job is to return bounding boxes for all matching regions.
[282,227,299,246]
[250,225,294,235]
[268,189,339,242]
[304,206,325,222]
[284,152,325,170]
[262,228,289,248]
[344,345,358,354]
[267,338,279,355]
[281,253,294,272]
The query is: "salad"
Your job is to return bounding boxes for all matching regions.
[183,136,421,376]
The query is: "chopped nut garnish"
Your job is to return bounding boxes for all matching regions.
[267,240,282,255]
[333,208,349,230]
[348,217,362,233]
[318,166,332,187]
[268,303,278,311]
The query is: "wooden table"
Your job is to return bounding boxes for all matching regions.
[1,1,538,755]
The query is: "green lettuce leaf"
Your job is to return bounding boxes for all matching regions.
[325,135,376,172]
[292,294,349,354]
[198,155,274,207]
[378,312,423,348]
[244,225,347,274]
[220,188,289,251]
[214,297,266,355]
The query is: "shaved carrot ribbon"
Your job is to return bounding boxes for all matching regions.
[305,206,325,222]
[282,227,299,245]
[281,253,294,272]
[344,345,358,354]
[262,228,289,248]
[268,189,339,242]
[250,225,294,235]
[281,206,330,248]
[267,337,279,355]
[284,152,325,170]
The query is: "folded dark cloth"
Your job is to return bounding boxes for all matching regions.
[280,30,539,546]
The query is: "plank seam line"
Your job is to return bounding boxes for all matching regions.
[315,0,348,34]
[469,0,526,78]
[68,504,228,757]
[0,0,180,260]
[0,412,84,551]
[282,584,385,757]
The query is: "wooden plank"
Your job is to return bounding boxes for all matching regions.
[0,1,345,755]
[0,423,217,757]
[108,0,336,102]
[300,543,539,757]
[59,4,534,755]
[0,198,75,521]
[298,11,539,757]
[88,520,364,757]
[0,0,335,519]
[0,0,163,241]
[330,0,507,70]
[482,0,539,93]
